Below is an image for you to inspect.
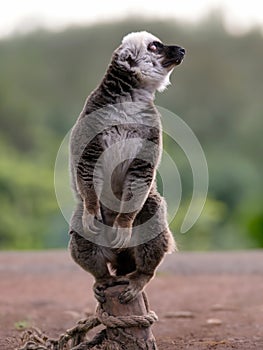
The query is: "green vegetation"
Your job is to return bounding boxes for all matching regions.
[0,16,262,250]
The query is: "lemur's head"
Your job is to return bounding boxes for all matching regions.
[115,31,185,92]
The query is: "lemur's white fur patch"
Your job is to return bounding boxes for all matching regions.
[122,31,161,48]
[119,31,173,92]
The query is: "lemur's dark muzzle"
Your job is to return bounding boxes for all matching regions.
[162,45,185,68]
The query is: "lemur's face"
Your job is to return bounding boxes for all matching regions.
[147,40,185,69]
[116,31,185,92]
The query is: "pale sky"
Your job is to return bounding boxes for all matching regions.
[1,0,263,38]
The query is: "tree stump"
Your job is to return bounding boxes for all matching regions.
[102,284,158,349]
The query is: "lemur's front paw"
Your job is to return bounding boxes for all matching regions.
[82,207,103,235]
[87,205,102,221]
[111,215,133,249]
[111,225,132,249]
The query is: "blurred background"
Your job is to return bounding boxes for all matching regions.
[0,1,262,251]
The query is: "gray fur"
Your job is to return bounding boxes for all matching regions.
[69,31,184,303]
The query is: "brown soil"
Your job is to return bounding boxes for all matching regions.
[1,250,263,349]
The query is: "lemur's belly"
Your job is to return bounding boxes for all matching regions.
[101,126,143,198]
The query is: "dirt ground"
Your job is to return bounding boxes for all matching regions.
[0,250,263,349]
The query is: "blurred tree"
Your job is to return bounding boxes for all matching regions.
[247,213,263,248]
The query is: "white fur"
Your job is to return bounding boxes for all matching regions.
[118,31,174,93]
[122,31,161,48]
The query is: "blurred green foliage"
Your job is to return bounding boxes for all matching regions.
[0,16,262,250]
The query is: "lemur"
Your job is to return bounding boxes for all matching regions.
[69,31,185,303]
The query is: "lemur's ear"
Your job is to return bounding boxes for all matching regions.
[117,46,138,70]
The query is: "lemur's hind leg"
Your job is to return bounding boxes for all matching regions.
[69,231,112,303]
[70,231,129,303]
[118,192,175,303]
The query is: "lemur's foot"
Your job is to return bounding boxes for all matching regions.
[93,276,129,303]
[118,280,142,304]
[118,272,153,304]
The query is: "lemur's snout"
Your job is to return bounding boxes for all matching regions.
[162,45,185,68]
[178,47,186,55]
[168,45,185,58]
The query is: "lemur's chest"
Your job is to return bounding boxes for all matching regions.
[102,125,143,154]
[100,125,144,182]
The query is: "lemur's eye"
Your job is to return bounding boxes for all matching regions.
[148,41,164,53]
[148,43,157,52]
